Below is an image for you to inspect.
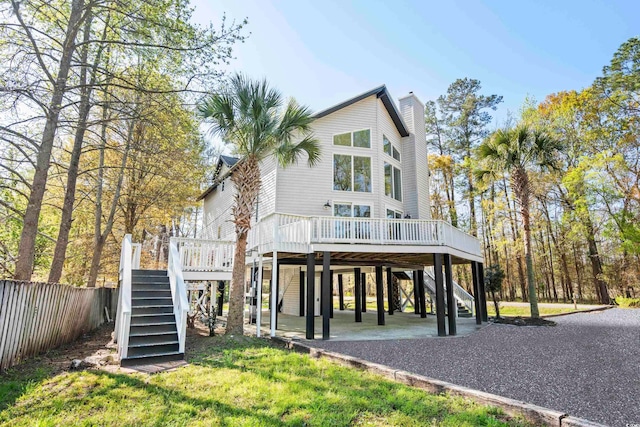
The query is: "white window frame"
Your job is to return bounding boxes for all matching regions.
[384,162,403,201]
[333,202,373,218]
[332,128,372,149]
[333,154,372,193]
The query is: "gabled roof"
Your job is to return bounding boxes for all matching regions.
[197,155,240,201]
[312,85,410,137]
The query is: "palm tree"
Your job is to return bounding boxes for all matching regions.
[199,74,320,335]
[477,126,562,318]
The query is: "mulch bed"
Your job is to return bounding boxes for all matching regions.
[492,316,557,326]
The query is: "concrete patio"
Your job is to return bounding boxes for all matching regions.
[251,309,483,341]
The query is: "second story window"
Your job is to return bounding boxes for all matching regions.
[333,129,371,148]
[384,162,402,201]
[383,135,400,160]
[334,155,371,192]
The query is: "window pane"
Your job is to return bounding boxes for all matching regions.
[354,205,370,218]
[353,129,370,148]
[333,154,352,191]
[383,135,391,155]
[353,156,371,192]
[393,167,402,201]
[392,146,400,161]
[333,132,351,146]
[395,211,402,219]
[334,203,352,217]
[384,163,392,197]
[386,209,395,219]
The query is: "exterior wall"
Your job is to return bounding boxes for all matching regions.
[202,89,432,231]
[276,95,381,217]
[202,157,277,239]
[280,266,300,316]
[202,175,236,239]
[399,94,431,219]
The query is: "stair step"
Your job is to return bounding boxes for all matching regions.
[129,333,178,346]
[130,323,177,335]
[133,269,167,276]
[132,306,174,315]
[131,314,175,325]
[132,290,172,298]
[132,277,170,284]
[129,338,179,348]
[127,343,179,358]
[121,351,183,367]
[132,298,173,307]
[132,285,171,292]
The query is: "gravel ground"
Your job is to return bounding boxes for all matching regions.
[311,308,640,427]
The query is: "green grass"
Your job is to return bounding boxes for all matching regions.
[487,304,581,317]
[0,335,530,426]
[615,297,640,308]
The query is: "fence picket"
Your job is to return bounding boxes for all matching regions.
[0,281,113,372]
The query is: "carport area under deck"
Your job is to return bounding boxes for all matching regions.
[255,247,488,341]
[249,309,483,341]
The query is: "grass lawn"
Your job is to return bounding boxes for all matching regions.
[0,329,531,426]
[486,304,585,317]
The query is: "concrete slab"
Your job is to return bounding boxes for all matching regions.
[252,309,483,341]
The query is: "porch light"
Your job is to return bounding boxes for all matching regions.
[323,200,331,210]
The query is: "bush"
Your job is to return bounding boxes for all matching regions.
[615,297,640,308]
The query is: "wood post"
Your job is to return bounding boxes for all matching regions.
[444,254,456,336]
[375,266,385,325]
[479,263,488,322]
[413,270,420,314]
[274,261,280,331]
[338,274,344,310]
[322,252,331,340]
[306,253,315,339]
[354,268,362,322]
[417,269,427,318]
[472,261,482,325]
[361,272,367,312]
[434,254,446,337]
[386,267,393,315]
[299,269,305,317]
[330,269,334,318]
[216,281,224,316]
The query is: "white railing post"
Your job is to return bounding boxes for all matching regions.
[168,238,189,354]
[115,234,132,360]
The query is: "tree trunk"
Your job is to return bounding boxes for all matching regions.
[14,0,86,281]
[49,10,101,283]
[584,218,610,304]
[512,168,539,318]
[504,178,527,301]
[226,156,262,335]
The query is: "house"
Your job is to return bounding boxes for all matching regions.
[114,86,487,365]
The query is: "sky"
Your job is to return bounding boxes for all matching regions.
[191,0,638,127]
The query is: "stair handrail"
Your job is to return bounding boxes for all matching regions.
[115,234,133,359]
[168,237,189,354]
[423,268,475,315]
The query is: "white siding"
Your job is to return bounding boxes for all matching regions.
[399,94,431,219]
[377,99,406,216]
[202,177,236,239]
[277,95,387,218]
[281,266,300,316]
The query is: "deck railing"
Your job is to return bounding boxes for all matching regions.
[191,213,481,272]
[168,239,189,354]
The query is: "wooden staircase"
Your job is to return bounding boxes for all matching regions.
[121,269,184,367]
[456,301,473,318]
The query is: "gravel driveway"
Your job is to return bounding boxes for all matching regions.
[311,308,640,427]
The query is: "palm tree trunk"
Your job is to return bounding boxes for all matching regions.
[226,156,262,335]
[513,169,540,318]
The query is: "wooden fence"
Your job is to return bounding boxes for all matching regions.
[0,280,115,372]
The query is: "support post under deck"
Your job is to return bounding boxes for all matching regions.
[306,253,315,339]
[375,266,385,325]
[434,253,446,337]
[472,261,482,325]
[354,268,362,322]
[386,267,394,315]
[444,254,456,336]
[322,252,331,340]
